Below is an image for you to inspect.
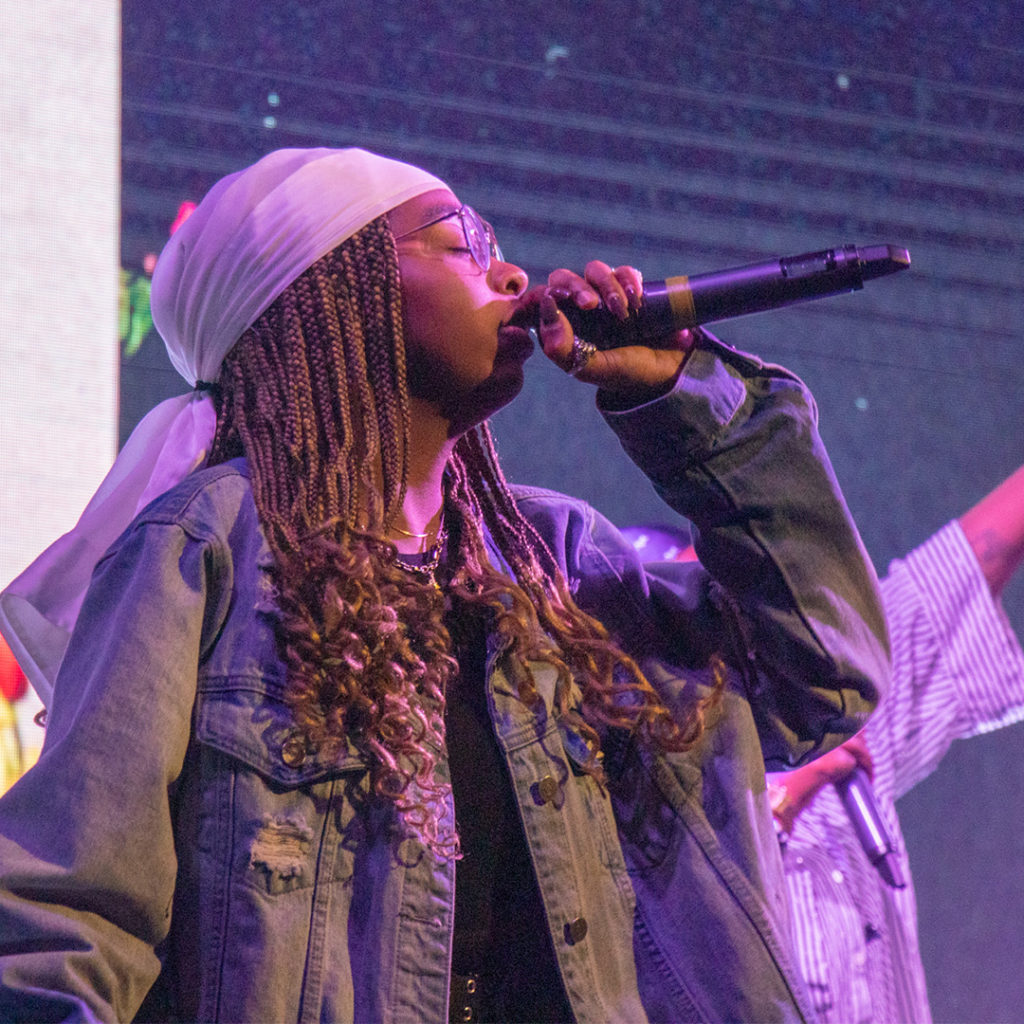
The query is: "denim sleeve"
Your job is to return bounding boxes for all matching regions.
[596,334,890,768]
[0,517,226,1023]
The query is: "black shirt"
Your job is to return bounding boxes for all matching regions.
[445,604,574,1023]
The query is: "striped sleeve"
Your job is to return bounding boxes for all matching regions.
[868,520,1024,803]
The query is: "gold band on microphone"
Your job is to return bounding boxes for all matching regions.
[664,275,697,329]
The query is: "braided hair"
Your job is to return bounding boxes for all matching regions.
[209,216,722,857]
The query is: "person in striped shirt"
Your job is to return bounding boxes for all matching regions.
[769,462,1024,1023]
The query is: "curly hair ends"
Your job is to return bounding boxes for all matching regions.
[446,427,725,773]
[208,216,723,859]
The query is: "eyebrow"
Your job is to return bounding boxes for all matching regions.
[418,202,460,221]
[391,202,463,242]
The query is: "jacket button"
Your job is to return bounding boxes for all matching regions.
[534,775,559,804]
[281,732,308,767]
[565,917,588,945]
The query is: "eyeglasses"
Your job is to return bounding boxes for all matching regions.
[393,203,503,273]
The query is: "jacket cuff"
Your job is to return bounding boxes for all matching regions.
[597,343,747,472]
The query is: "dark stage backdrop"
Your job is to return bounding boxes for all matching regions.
[120,3,1024,1019]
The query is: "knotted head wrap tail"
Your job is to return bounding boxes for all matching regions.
[0,147,447,705]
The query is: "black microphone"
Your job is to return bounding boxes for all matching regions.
[835,767,907,889]
[558,243,911,349]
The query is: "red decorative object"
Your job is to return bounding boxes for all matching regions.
[0,637,28,703]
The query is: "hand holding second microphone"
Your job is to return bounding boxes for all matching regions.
[769,733,907,889]
[770,733,874,836]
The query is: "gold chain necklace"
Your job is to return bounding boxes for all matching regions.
[393,520,448,590]
[390,509,446,545]
[391,524,430,540]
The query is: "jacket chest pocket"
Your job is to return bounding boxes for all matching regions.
[191,676,372,896]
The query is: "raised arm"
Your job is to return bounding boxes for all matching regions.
[958,462,1024,597]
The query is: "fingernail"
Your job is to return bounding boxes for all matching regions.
[608,293,626,318]
[624,285,639,308]
[540,293,559,325]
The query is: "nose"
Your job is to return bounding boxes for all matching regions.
[491,259,528,297]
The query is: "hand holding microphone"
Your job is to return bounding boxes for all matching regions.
[770,733,906,889]
[528,263,697,396]
[524,241,910,402]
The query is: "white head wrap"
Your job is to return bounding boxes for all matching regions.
[0,147,447,705]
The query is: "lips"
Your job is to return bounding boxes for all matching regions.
[506,288,545,331]
[500,288,547,359]
[497,323,535,362]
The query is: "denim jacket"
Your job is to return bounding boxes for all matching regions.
[0,338,888,1023]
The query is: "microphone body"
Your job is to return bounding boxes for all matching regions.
[835,766,907,889]
[559,243,911,349]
